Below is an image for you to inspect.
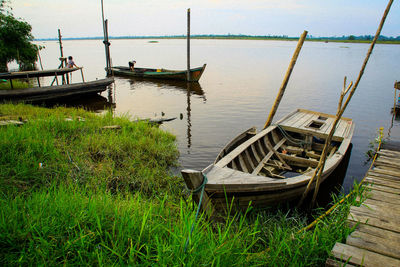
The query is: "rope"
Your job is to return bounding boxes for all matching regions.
[275,124,310,147]
[184,174,208,252]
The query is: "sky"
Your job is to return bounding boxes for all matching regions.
[11,0,400,39]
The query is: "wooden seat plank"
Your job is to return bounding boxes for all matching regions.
[251,138,287,175]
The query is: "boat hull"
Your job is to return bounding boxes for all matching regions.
[0,78,114,102]
[110,64,206,82]
[182,109,355,211]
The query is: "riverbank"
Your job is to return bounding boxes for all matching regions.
[35,35,400,44]
[0,104,366,265]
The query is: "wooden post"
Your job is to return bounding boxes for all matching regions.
[37,48,44,71]
[105,19,112,73]
[393,82,398,114]
[187,8,191,82]
[80,68,85,82]
[181,169,214,217]
[58,29,67,85]
[263,30,308,129]
[186,83,192,148]
[101,0,111,75]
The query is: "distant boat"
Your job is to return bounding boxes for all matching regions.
[182,109,354,211]
[110,64,206,82]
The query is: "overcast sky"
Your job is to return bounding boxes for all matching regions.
[12,0,400,39]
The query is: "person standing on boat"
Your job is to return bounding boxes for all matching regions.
[66,56,79,68]
[129,60,136,71]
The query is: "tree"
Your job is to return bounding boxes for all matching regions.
[0,0,38,71]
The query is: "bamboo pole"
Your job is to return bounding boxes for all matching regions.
[58,29,67,84]
[101,0,111,75]
[393,87,397,114]
[105,19,112,72]
[337,77,352,114]
[187,8,191,82]
[37,48,44,70]
[299,0,394,208]
[263,30,307,129]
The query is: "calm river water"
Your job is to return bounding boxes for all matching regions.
[34,39,400,193]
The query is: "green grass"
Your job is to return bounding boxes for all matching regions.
[0,103,365,266]
[0,103,179,197]
[0,80,31,90]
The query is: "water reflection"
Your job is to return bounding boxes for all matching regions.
[117,76,206,99]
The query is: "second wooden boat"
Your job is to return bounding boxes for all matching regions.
[0,78,114,102]
[182,109,354,211]
[110,64,206,82]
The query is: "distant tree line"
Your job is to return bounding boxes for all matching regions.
[36,34,400,42]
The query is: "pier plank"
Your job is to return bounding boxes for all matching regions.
[361,198,400,213]
[365,177,400,190]
[346,231,400,259]
[348,223,400,244]
[368,172,400,182]
[328,148,400,266]
[364,189,400,205]
[364,183,400,195]
[351,205,400,222]
[348,207,400,233]
[330,242,400,267]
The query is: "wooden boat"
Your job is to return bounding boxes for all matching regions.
[110,64,206,82]
[0,78,114,102]
[182,109,354,211]
[0,68,80,80]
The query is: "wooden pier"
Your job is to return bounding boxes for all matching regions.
[327,143,400,266]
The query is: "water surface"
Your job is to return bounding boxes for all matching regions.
[34,39,400,193]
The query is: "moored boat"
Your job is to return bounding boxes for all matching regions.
[110,64,206,82]
[0,78,114,102]
[182,109,354,211]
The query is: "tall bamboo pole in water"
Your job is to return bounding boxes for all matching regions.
[187,8,191,82]
[263,30,307,129]
[300,0,394,208]
[101,0,111,74]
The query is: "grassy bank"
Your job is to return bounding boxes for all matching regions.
[0,103,364,265]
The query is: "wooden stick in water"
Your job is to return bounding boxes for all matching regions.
[264,30,307,129]
[187,8,191,82]
[300,0,394,208]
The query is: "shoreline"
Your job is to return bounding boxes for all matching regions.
[34,36,400,45]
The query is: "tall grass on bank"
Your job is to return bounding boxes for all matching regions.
[0,104,366,266]
[0,181,365,266]
[0,103,179,197]
[0,185,261,266]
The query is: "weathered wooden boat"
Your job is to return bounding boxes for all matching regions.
[182,109,354,211]
[110,64,206,82]
[0,78,114,102]
[0,68,80,80]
